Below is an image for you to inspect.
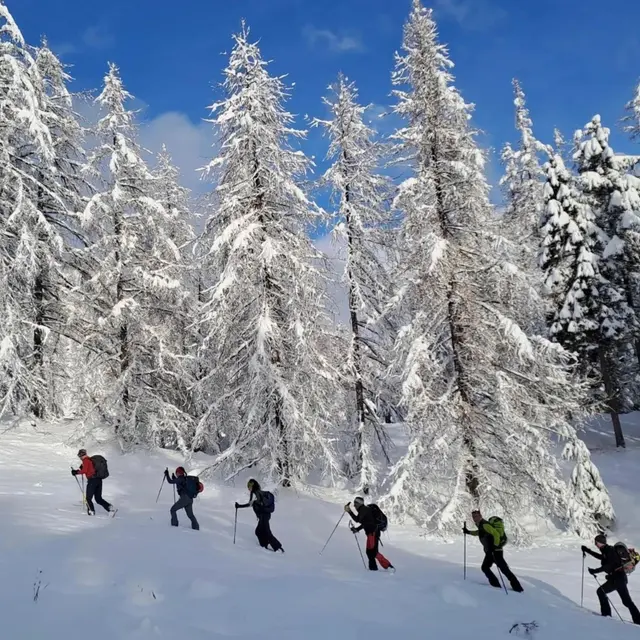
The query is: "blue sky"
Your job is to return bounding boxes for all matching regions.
[11,0,640,196]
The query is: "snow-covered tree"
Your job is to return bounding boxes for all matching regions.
[623,80,640,140]
[312,74,395,491]
[383,0,612,536]
[573,116,640,445]
[195,24,343,485]
[79,64,195,448]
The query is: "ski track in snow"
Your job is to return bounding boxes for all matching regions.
[0,422,638,639]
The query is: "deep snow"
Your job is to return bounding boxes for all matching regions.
[0,419,638,639]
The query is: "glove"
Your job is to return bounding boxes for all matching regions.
[463,525,469,535]
[344,502,351,513]
[581,545,588,557]
[71,469,78,476]
[164,468,169,478]
[588,567,597,576]
[235,502,240,509]
[350,526,358,534]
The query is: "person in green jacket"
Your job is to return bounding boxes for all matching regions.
[463,510,523,592]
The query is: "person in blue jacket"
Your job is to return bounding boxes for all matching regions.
[165,466,199,531]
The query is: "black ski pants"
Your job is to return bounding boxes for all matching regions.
[170,495,199,530]
[255,513,281,551]
[597,573,640,624]
[86,478,111,514]
[481,549,523,592]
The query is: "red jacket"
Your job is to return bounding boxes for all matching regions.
[77,455,95,478]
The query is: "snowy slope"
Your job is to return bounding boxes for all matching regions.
[0,421,638,639]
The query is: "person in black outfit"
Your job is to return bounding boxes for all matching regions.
[583,534,640,624]
[464,509,523,592]
[165,467,199,530]
[235,479,283,552]
[344,497,393,571]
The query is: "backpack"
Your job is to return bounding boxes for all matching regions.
[369,504,388,533]
[90,455,109,480]
[614,542,640,575]
[185,475,203,499]
[488,516,508,547]
[260,490,275,514]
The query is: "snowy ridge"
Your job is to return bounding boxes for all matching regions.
[0,420,639,639]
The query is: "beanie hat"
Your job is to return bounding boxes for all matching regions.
[175,466,186,476]
[353,496,365,508]
[595,534,607,545]
[77,449,87,457]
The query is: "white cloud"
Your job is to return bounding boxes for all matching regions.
[434,0,506,30]
[303,25,364,53]
[82,24,115,50]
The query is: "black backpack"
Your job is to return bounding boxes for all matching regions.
[91,455,109,480]
[185,475,201,499]
[369,504,388,532]
[260,491,275,513]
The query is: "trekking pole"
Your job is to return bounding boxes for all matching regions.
[155,473,166,503]
[593,575,625,623]
[350,521,367,570]
[233,507,238,545]
[496,566,509,595]
[580,554,585,607]
[320,512,345,555]
[463,522,467,580]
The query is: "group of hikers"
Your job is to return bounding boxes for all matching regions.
[71,450,640,624]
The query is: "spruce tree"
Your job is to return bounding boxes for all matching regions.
[383,0,612,535]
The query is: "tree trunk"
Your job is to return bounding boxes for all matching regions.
[113,203,129,430]
[31,268,45,419]
[598,344,626,448]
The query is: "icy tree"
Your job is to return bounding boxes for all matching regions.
[573,116,640,446]
[195,25,343,485]
[623,80,640,140]
[79,64,195,448]
[383,0,612,536]
[311,74,395,491]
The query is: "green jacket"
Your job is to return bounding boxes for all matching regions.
[469,519,503,551]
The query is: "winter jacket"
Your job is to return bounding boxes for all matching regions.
[76,455,96,479]
[237,489,270,517]
[348,505,377,536]
[468,519,503,552]
[586,545,623,577]
[165,472,188,498]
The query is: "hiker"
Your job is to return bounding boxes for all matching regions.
[164,467,200,530]
[71,449,113,516]
[345,497,394,571]
[583,534,640,624]
[463,509,523,592]
[235,479,283,552]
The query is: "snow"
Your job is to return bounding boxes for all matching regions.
[1,419,639,639]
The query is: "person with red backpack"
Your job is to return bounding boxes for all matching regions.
[583,534,640,624]
[71,449,114,516]
[235,479,283,552]
[164,467,200,531]
[344,497,394,571]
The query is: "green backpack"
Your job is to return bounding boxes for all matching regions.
[488,516,508,547]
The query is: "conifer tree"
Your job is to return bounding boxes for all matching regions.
[383,0,612,535]
[623,80,640,140]
[196,25,342,485]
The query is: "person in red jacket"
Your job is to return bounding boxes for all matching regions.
[71,449,113,515]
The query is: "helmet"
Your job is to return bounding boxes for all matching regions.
[77,449,87,458]
[175,466,186,476]
[353,496,365,508]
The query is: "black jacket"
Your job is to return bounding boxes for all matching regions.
[348,505,377,536]
[237,489,270,517]
[585,545,622,576]
[165,472,188,497]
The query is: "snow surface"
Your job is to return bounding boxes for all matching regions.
[0,419,639,639]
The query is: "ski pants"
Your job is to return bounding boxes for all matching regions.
[597,573,640,624]
[255,513,282,551]
[481,549,523,591]
[170,495,199,530]
[366,532,391,570]
[85,478,111,514]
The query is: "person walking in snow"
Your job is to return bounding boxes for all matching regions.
[583,534,640,624]
[235,479,283,552]
[71,449,113,516]
[464,509,523,592]
[165,467,200,530]
[345,497,394,572]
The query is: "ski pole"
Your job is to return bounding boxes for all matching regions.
[155,473,166,503]
[593,575,625,622]
[351,522,367,569]
[496,566,509,595]
[581,553,585,607]
[233,507,238,544]
[463,522,467,580]
[320,512,345,555]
